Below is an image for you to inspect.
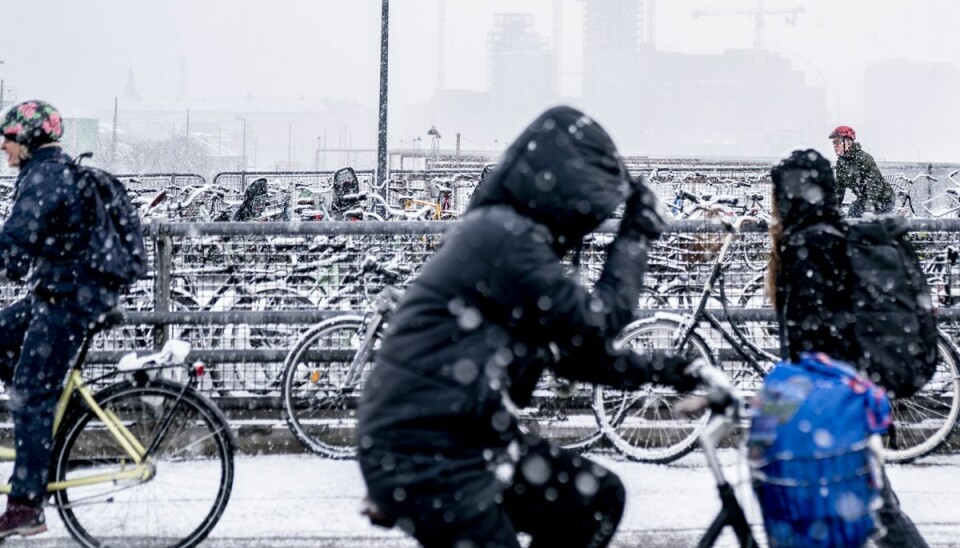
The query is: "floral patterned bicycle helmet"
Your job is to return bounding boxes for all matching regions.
[0,100,63,150]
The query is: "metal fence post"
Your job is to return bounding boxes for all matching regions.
[153,229,173,349]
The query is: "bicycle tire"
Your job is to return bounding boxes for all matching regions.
[52,379,235,548]
[883,332,960,463]
[281,315,372,458]
[594,317,717,464]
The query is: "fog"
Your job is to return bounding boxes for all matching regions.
[1,0,958,169]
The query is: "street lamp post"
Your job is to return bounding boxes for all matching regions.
[376,0,389,194]
[0,60,6,109]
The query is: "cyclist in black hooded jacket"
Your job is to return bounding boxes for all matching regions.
[769,149,928,548]
[356,106,701,548]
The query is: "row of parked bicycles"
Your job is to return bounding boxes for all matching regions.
[268,209,959,470]
[125,169,465,224]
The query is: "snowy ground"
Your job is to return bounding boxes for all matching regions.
[5,451,959,547]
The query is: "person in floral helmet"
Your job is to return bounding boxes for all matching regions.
[0,100,63,166]
[0,100,121,539]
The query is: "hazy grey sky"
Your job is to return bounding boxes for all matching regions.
[1,0,958,157]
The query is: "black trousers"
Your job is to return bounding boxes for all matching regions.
[409,437,626,548]
[0,290,113,505]
[875,469,928,548]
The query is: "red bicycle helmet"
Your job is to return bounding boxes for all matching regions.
[828,125,856,141]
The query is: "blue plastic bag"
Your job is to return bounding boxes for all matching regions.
[748,353,892,548]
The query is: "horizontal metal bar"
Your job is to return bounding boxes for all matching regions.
[116,307,960,327]
[86,349,333,364]
[635,308,776,321]
[635,307,960,320]
[86,349,282,364]
[122,310,351,325]
[144,220,454,237]
[138,217,960,238]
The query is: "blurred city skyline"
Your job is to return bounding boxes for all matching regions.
[1,0,958,166]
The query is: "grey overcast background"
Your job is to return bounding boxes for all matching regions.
[1,0,958,169]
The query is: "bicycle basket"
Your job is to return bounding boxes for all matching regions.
[751,447,881,548]
[748,354,891,548]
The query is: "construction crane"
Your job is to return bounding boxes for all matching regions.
[691,0,803,51]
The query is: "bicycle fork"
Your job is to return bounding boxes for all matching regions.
[697,416,758,548]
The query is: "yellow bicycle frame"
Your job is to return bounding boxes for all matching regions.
[400,197,442,220]
[0,369,153,493]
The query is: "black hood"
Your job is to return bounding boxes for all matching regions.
[771,149,842,239]
[467,106,631,254]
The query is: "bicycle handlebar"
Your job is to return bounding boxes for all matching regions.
[677,360,741,419]
[895,173,938,184]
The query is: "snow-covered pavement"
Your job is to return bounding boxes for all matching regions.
[8,451,960,547]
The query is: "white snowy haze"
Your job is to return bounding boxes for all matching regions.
[0,0,957,168]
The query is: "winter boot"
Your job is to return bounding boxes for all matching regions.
[0,500,46,537]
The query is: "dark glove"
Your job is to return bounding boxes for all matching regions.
[618,175,667,241]
[648,353,701,393]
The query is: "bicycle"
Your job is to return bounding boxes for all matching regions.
[280,258,608,457]
[7,309,235,547]
[280,273,403,458]
[678,363,761,547]
[594,214,960,464]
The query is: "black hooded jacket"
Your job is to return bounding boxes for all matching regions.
[356,106,690,521]
[772,149,857,362]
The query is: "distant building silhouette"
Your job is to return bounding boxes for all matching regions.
[487,13,557,139]
[627,48,827,157]
[581,0,654,126]
[124,68,140,101]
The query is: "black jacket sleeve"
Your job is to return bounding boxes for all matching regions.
[495,228,694,391]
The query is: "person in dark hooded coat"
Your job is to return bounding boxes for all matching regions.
[0,100,120,537]
[769,149,928,548]
[356,106,701,548]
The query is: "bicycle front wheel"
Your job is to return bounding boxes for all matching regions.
[281,315,374,458]
[52,380,235,548]
[883,333,960,463]
[594,317,717,464]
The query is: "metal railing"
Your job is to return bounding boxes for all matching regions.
[0,219,930,391]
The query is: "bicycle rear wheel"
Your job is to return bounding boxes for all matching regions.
[52,380,235,548]
[281,315,373,458]
[883,333,960,463]
[594,318,717,464]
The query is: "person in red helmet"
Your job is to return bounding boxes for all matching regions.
[830,125,894,217]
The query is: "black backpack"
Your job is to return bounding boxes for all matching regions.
[842,217,938,398]
[73,154,147,286]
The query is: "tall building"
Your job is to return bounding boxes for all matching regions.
[581,0,654,127]
[487,14,558,140]
[630,48,827,157]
